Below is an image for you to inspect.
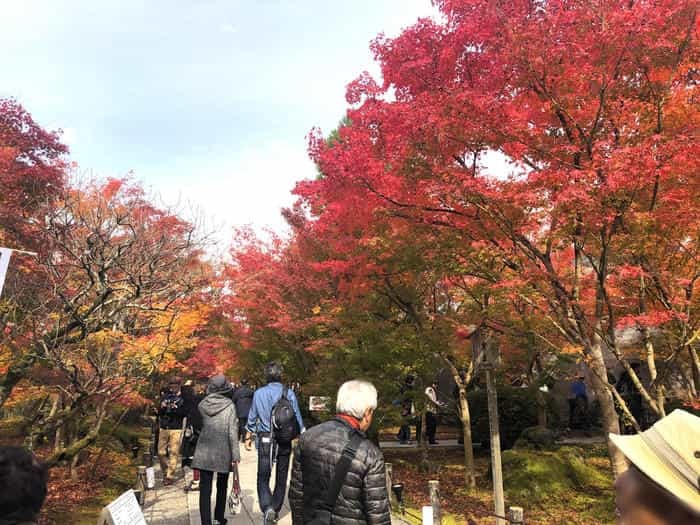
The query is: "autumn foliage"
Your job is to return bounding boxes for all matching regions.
[0,99,222,479]
[229,0,700,477]
[2,2,700,517]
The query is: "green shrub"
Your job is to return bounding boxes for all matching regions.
[514,426,556,449]
[468,386,558,450]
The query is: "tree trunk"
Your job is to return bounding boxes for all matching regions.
[680,363,698,400]
[536,388,547,428]
[69,450,80,481]
[689,345,700,394]
[45,400,109,469]
[640,279,665,418]
[587,335,627,477]
[419,409,428,462]
[642,327,665,417]
[0,353,37,408]
[457,384,476,490]
[440,352,476,490]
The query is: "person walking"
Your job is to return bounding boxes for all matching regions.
[192,374,240,525]
[288,379,391,525]
[568,375,589,430]
[157,377,187,485]
[396,374,417,444]
[245,362,305,525]
[181,379,205,492]
[232,378,254,442]
[424,380,444,445]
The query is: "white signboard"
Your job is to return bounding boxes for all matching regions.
[97,489,146,525]
[422,506,434,525]
[309,396,331,412]
[0,248,12,297]
[146,467,155,489]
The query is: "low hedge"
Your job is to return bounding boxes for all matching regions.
[465,386,560,450]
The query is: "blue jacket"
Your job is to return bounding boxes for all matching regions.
[246,382,305,434]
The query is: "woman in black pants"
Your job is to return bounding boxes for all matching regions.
[192,375,240,525]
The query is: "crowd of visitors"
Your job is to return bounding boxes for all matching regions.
[151,364,390,525]
[1,363,698,525]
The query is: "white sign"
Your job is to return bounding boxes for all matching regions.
[146,467,155,489]
[0,248,12,297]
[97,490,146,525]
[309,396,331,412]
[422,506,433,525]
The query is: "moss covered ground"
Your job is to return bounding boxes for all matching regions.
[385,443,616,524]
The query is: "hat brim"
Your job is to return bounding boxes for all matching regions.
[610,433,700,514]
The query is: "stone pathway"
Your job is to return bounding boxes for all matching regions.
[379,439,461,449]
[188,446,292,525]
[145,447,291,525]
[146,446,406,524]
[142,465,191,525]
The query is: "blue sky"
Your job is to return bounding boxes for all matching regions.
[0,1,438,243]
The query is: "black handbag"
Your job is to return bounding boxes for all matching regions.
[308,432,364,525]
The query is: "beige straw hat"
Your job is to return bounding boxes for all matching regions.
[610,409,700,514]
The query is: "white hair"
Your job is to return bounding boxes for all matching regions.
[336,380,378,419]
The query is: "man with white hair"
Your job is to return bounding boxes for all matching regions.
[289,380,391,525]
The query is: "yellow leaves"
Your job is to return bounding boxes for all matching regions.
[562,344,583,355]
[120,303,212,371]
[0,343,12,375]
[312,305,322,315]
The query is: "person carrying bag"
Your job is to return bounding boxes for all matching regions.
[227,461,242,516]
[192,375,240,525]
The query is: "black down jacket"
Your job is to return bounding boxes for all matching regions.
[288,418,391,525]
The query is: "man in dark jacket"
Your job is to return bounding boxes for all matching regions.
[157,377,187,485]
[289,379,391,525]
[232,378,254,442]
[182,380,205,491]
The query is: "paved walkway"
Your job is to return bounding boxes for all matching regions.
[188,447,292,525]
[142,465,191,525]
[145,447,291,525]
[379,439,461,449]
[145,446,408,524]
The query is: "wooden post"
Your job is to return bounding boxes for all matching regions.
[509,506,524,524]
[485,365,505,525]
[386,463,395,509]
[429,480,441,525]
[135,466,146,505]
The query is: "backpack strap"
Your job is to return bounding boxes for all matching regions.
[322,432,364,512]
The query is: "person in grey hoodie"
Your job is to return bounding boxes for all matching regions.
[192,375,240,525]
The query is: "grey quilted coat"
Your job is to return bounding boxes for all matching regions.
[191,393,240,473]
[289,418,391,525]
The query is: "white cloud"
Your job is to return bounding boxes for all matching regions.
[155,140,315,246]
[60,127,77,146]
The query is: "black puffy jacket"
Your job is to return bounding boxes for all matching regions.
[288,418,391,525]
